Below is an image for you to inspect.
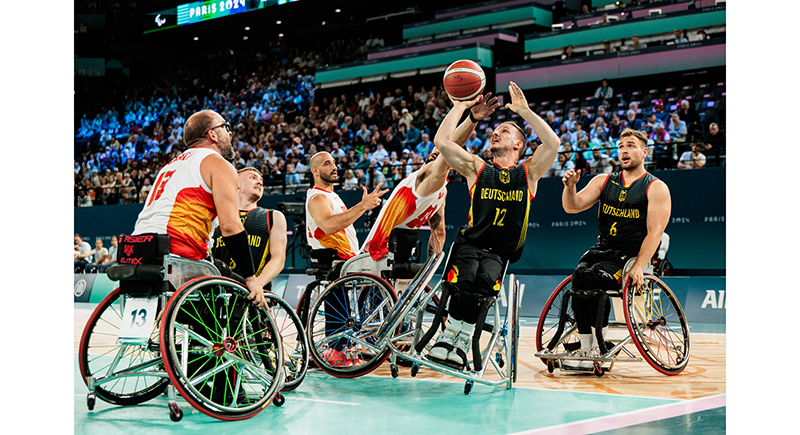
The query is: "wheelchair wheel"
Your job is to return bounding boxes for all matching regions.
[264,293,309,392]
[535,276,581,366]
[78,288,169,405]
[159,276,284,421]
[508,275,520,384]
[623,275,690,375]
[306,273,397,378]
[296,279,324,329]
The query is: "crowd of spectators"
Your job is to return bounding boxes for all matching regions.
[74,6,724,207]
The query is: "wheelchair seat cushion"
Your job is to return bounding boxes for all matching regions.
[106,264,164,282]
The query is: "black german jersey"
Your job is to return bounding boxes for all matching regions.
[596,171,659,256]
[211,208,273,276]
[460,162,533,263]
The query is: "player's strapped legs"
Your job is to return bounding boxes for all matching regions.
[570,249,627,354]
[429,242,504,367]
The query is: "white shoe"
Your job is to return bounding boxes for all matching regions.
[428,329,455,362]
[446,332,471,367]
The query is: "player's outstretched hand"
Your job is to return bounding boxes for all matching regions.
[562,168,582,187]
[471,92,500,121]
[504,81,529,114]
[361,183,389,210]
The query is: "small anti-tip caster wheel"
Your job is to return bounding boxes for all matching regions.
[169,402,183,422]
[273,393,285,407]
[410,363,419,377]
[495,352,505,368]
[87,394,96,411]
[464,380,473,395]
[593,362,604,377]
[390,364,399,378]
[547,360,555,374]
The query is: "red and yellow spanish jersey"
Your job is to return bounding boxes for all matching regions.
[361,170,447,260]
[133,148,217,260]
[305,187,359,260]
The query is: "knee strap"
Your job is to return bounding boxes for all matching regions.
[595,292,610,355]
[414,283,451,353]
[471,297,495,371]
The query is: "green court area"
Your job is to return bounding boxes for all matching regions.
[75,355,723,435]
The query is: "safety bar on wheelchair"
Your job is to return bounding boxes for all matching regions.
[386,298,508,389]
[375,251,445,342]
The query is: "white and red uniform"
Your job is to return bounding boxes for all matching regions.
[361,170,447,260]
[133,148,217,260]
[305,187,360,260]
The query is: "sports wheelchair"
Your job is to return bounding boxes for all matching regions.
[78,234,308,421]
[534,257,690,377]
[303,235,521,394]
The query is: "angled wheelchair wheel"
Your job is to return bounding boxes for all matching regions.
[79,288,169,405]
[535,276,581,366]
[508,275,520,384]
[159,276,284,421]
[306,273,397,378]
[623,275,690,375]
[296,279,324,330]
[264,293,309,392]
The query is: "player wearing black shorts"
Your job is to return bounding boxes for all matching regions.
[428,82,561,369]
[562,128,671,362]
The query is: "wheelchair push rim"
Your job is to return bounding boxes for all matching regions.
[534,275,581,366]
[623,275,691,375]
[263,292,309,392]
[159,276,285,421]
[306,272,398,378]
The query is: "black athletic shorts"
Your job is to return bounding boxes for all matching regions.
[443,240,506,298]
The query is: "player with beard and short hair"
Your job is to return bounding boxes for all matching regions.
[133,109,267,308]
[211,167,288,292]
[361,93,500,261]
[560,128,671,366]
[305,151,388,367]
[427,83,561,369]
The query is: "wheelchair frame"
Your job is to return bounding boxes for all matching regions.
[534,257,691,377]
[304,242,522,394]
[79,254,304,421]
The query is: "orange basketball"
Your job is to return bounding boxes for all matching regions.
[443,60,486,101]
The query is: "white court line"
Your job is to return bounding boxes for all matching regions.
[507,393,726,435]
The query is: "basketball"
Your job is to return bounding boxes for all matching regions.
[443,60,486,101]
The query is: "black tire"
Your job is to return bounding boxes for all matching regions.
[535,276,581,366]
[264,293,309,392]
[78,288,169,406]
[623,275,690,375]
[306,273,397,378]
[159,276,284,421]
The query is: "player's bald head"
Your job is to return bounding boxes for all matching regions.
[309,152,333,170]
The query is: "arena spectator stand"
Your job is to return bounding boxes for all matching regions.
[75,0,725,207]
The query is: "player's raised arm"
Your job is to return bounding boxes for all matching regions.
[562,169,607,214]
[504,82,559,180]
[433,94,485,180]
